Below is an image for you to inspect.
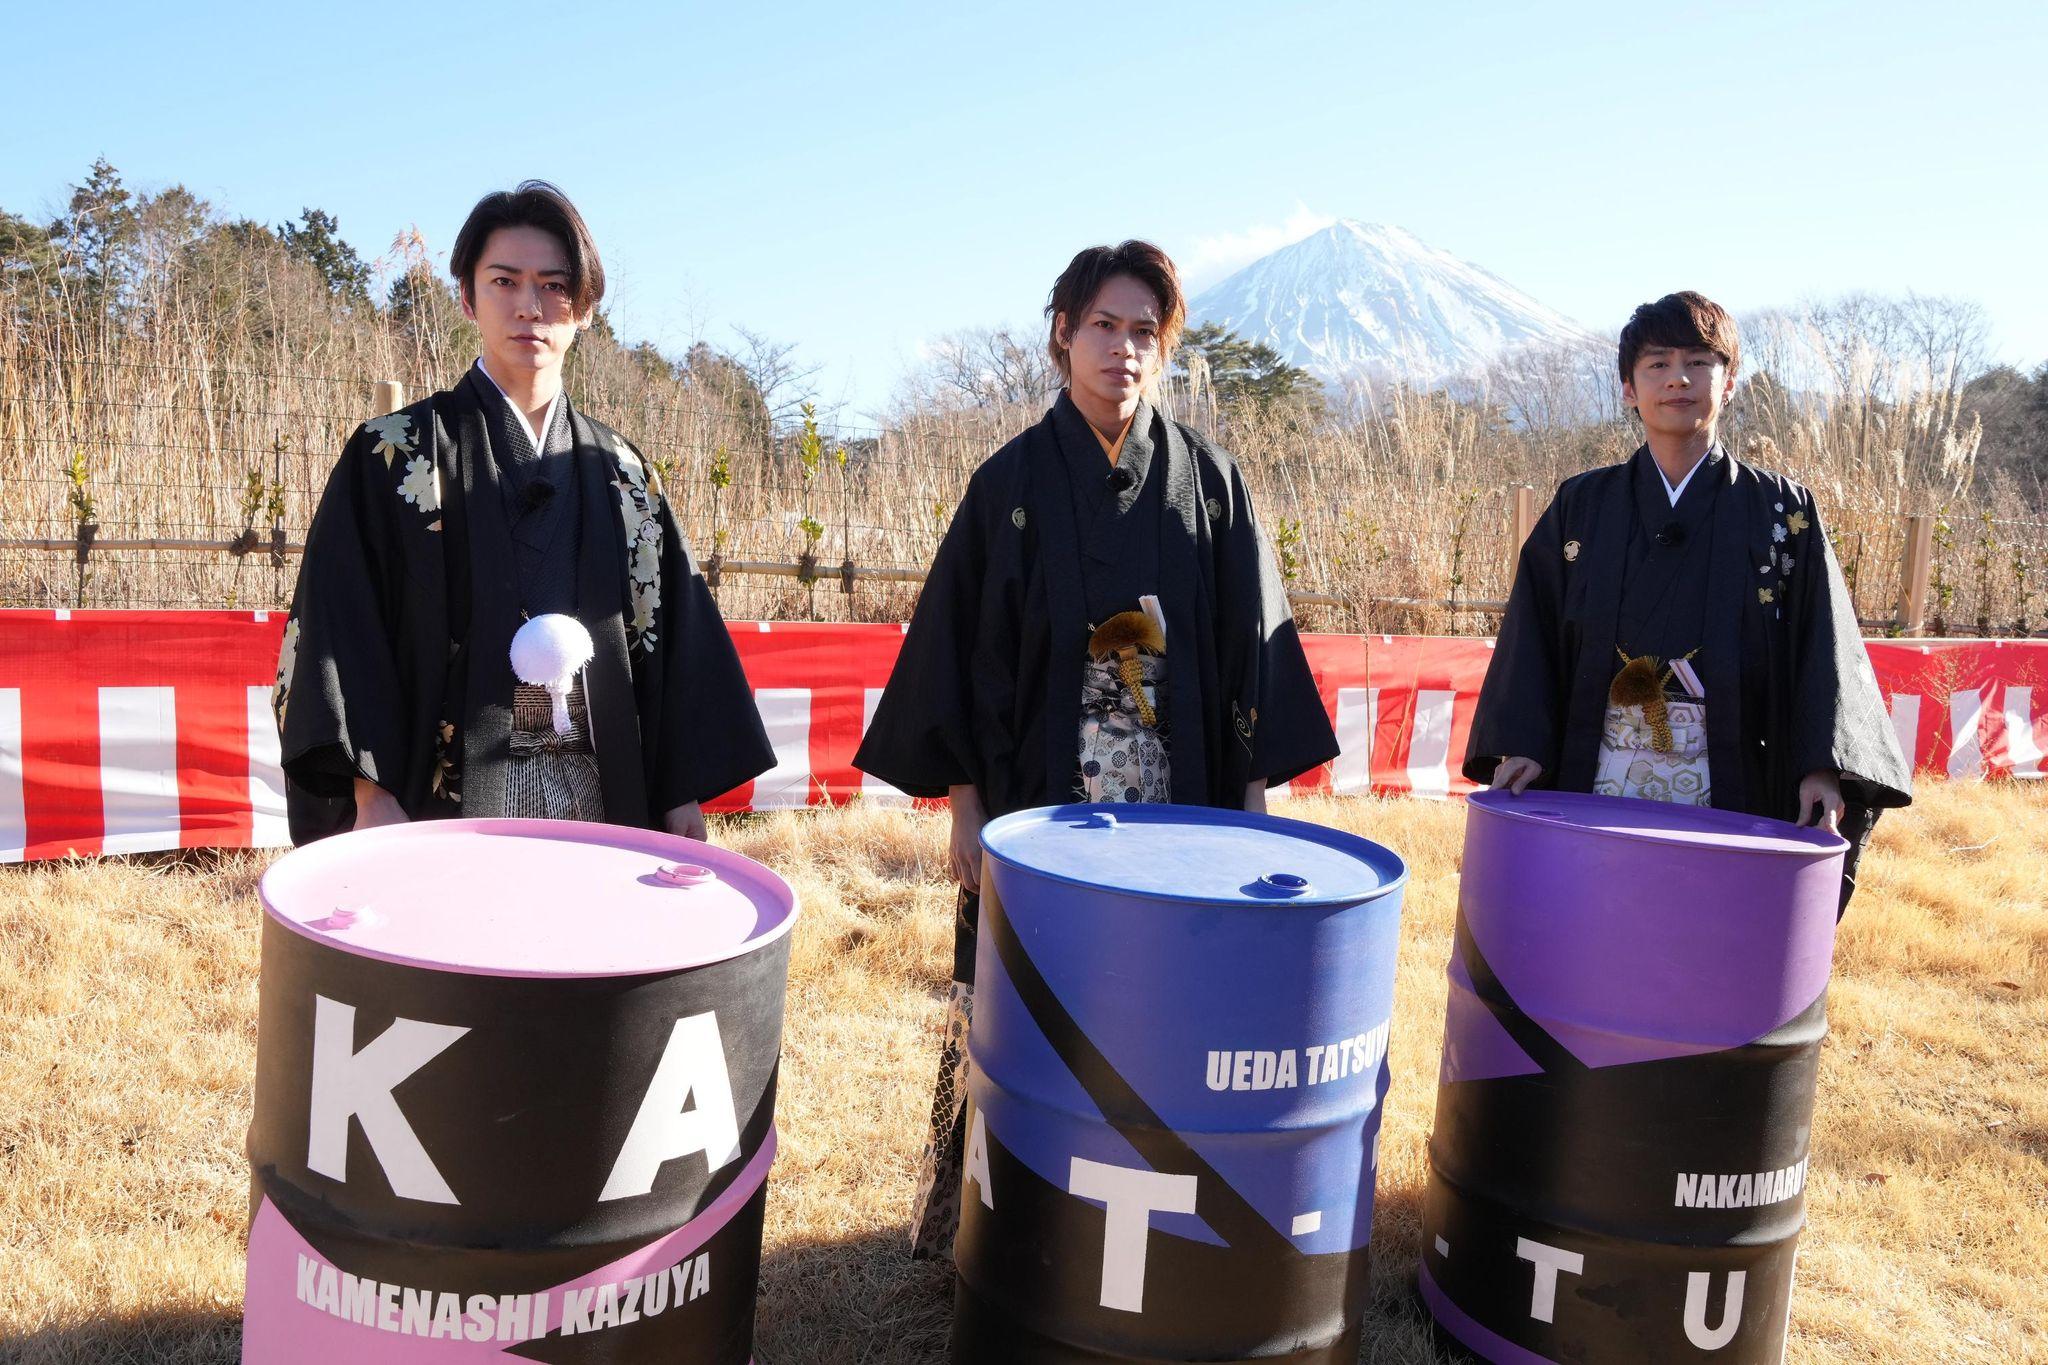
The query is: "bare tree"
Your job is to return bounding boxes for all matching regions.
[921,326,1059,410]
[731,326,821,429]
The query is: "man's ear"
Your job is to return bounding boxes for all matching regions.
[458,281,477,324]
[1053,311,1070,352]
[1621,378,1638,410]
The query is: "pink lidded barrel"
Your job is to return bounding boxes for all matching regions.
[243,819,798,1364]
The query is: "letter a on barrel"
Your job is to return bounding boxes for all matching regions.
[244,818,800,1364]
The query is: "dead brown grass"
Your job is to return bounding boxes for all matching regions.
[1,784,2043,1363]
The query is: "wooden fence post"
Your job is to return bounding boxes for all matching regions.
[372,380,405,415]
[1896,513,1934,636]
[1509,486,1538,577]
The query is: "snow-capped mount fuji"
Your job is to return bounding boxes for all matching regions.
[1189,220,1596,386]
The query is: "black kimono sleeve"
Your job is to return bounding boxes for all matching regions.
[644,499,776,813]
[275,425,445,842]
[1464,491,1571,786]
[1216,457,1338,789]
[1785,495,1912,809]
[853,465,998,799]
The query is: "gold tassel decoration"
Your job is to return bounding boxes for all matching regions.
[1091,610,1165,726]
[1611,648,1673,752]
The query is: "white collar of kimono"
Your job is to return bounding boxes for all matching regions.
[475,358,561,451]
[1660,449,1710,506]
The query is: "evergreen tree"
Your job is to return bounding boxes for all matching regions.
[278,208,372,311]
[50,158,140,314]
[1178,323,1323,413]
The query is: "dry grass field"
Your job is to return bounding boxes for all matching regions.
[1,784,2043,1364]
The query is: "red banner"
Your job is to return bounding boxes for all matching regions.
[0,612,2040,861]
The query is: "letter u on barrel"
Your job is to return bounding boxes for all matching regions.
[1420,791,1846,1364]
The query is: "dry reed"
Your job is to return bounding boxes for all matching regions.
[4,240,2046,634]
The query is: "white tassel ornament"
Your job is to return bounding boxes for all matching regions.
[509,614,595,736]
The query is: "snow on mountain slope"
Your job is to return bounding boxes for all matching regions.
[1190,220,1596,385]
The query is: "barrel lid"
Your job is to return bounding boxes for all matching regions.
[1468,788,1848,856]
[259,818,798,978]
[980,803,1406,907]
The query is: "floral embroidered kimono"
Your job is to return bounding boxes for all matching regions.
[1466,444,1912,912]
[273,369,772,843]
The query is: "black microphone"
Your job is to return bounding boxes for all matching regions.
[1656,521,1686,548]
[1106,466,1136,493]
[519,477,556,514]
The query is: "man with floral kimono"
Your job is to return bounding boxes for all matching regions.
[1465,291,1911,913]
[274,181,771,843]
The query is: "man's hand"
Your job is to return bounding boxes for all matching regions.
[1243,780,1268,814]
[663,801,709,842]
[1491,756,1544,795]
[1796,769,1844,832]
[948,784,986,893]
[351,778,408,830]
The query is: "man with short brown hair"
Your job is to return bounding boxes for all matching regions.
[1466,291,1910,912]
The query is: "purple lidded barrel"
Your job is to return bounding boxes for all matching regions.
[1419,791,1846,1363]
[243,819,797,1364]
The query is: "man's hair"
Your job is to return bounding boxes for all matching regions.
[449,180,605,315]
[1618,291,1740,385]
[1044,240,1188,380]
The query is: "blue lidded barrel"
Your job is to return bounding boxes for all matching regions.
[954,803,1409,1363]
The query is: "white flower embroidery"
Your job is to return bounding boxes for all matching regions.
[1774,502,1784,513]
[399,455,440,514]
[1760,564,1771,574]
[366,413,416,467]
[1772,523,1788,543]
[273,616,301,724]
[612,439,664,654]
[1780,555,1794,574]
[631,536,659,585]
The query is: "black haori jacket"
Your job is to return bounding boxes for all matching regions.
[1465,446,1912,821]
[273,380,772,843]
[856,394,1338,819]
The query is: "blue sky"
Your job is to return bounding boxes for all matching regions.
[4,0,2042,416]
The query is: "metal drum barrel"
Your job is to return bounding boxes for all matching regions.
[954,803,1409,1363]
[243,818,798,1363]
[1420,790,1846,1363]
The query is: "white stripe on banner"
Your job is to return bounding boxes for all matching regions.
[860,689,912,807]
[246,686,291,845]
[1888,694,1921,771]
[751,688,813,810]
[0,689,24,862]
[1331,687,1379,796]
[1407,689,1456,799]
[1948,689,1985,781]
[2003,686,2043,779]
[99,686,181,855]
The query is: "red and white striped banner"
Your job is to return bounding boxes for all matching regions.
[1,612,2041,862]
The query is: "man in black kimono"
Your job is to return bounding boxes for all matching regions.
[274,182,772,843]
[1466,291,1911,912]
[855,241,1339,1258]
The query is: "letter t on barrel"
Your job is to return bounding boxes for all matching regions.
[1515,1236,1585,1324]
[1068,1158,1199,1313]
